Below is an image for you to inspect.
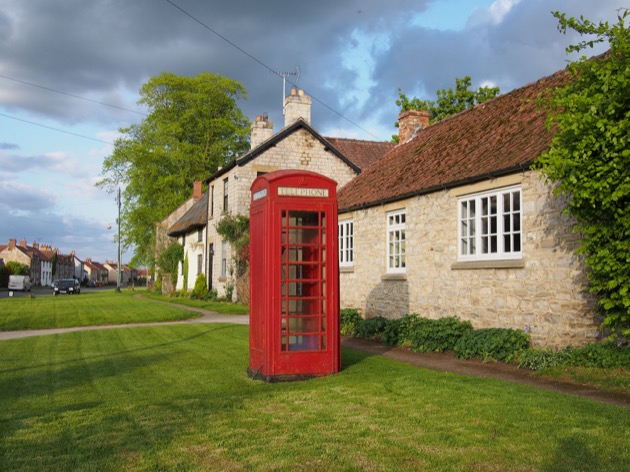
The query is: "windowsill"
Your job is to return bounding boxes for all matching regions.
[339,266,354,273]
[381,273,407,281]
[451,259,525,270]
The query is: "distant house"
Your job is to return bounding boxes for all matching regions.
[103,260,134,286]
[84,258,109,285]
[0,239,52,286]
[164,88,393,296]
[336,68,598,348]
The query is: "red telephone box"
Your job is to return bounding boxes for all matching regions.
[248,170,340,382]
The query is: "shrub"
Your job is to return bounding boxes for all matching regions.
[340,309,362,336]
[410,316,473,353]
[381,318,403,346]
[192,273,207,299]
[454,328,530,362]
[565,341,630,369]
[380,313,424,347]
[354,316,388,340]
[518,347,573,371]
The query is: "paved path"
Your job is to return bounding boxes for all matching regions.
[1,297,628,408]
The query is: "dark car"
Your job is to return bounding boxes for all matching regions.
[53,279,81,295]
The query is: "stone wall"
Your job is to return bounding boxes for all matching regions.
[339,171,600,348]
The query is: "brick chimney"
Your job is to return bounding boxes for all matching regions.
[251,114,273,149]
[32,242,39,250]
[9,239,16,249]
[284,88,311,127]
[398,109,430,144]
[193,181,202,200]
[19,239,27,248]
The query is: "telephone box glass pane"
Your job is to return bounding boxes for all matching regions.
[280,209,327,352]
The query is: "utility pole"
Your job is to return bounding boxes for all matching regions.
[116,186,121,293]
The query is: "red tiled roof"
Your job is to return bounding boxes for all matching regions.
[324,137,395,170]
[338,69,569,212]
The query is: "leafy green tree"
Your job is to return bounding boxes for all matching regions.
[393,76,500,141]
[536,9,630,337]
[5,261,29,275]
[98,72,250,267]
[156,242,184,287]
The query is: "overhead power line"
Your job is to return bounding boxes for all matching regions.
[165,0,379,140]
[0,74,148,117]
[0,112,114,145]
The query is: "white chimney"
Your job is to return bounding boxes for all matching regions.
[250,114,273,149]
[284,88,311,127]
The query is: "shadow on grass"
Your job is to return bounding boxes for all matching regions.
[541,436,604,472]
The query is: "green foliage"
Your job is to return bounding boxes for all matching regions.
[51,252,57,276]
[182,253,189,292]
[157,242,183,286]
[354,316,388,340]
[216,213,250,278]
[535,10,630,337]
[394,76,500,141]
[517,348,573,371]
[192,273,207,299]
[454,328,530,363]
[97,72,250,266]
[340,308,362,336]
[519,342,630,371]
[408,316,473,353]
[5,261,29,275]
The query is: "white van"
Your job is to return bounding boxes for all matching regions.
[8,275,32,292]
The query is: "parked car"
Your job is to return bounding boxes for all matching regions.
[53,278,81,295]
[87,279,96,287]
[8,275,32,292]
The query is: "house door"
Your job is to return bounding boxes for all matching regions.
[208,243,214,290]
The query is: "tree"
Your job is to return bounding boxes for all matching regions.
[536,9,630,337]
[5,261,29,275]
[156,241,184,289]
[393,76,500,141]
[98,72,250,267]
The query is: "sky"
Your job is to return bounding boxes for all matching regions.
[0,0,625,265]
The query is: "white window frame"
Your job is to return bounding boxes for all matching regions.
[386,209,406,274]
[221,240,228,277]
[458,185,522,261]
[338,219,354,268]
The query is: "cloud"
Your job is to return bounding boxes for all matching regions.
[0,180,57,212]
[0,142,19,150]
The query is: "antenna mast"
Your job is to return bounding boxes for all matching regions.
[272,66,301,115]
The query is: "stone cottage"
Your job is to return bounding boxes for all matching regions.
[336,68,599,348]
[166,88,393,296]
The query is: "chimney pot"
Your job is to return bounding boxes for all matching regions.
[19,239,27,248]
[284,89,312,127]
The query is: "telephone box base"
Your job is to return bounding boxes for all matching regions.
[247,367,329,383]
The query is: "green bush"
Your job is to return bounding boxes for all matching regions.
[566,342,630,369]
[519,341,630,371]
[381,317,403,346]
[410,316,473,353]
[340,309,362,336]
[518,347,573,371]
[354,316,388,340]
[380,313,424,347]
[192,273,207,299]
[454,328,530,362]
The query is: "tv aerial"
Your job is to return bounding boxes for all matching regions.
[272,66,301,115]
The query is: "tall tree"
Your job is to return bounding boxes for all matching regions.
[98,72,250,267]
[394,76,500,141]
[536,9,630,337]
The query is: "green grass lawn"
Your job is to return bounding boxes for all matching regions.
[0,290,200,331]
[1,324,629,471]
[139,291,249,315]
